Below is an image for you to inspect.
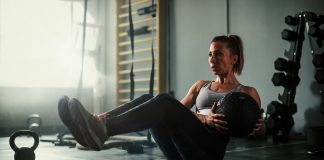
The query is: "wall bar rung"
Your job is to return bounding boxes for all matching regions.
[120,0,150,9]
[119,48,158,56]
[119,78,158,84]
[118,26,158,37]
[118,10,138,18]
[119,68,158,75]
[118,18,155,28]
[118,37,157,47]
[119,58,157,65]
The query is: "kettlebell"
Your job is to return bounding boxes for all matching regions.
[9,130,39,160]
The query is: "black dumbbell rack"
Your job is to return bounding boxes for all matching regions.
[266,11,324,143]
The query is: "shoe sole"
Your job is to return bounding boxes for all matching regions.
[68,98,104,151]
[58,96,87,147]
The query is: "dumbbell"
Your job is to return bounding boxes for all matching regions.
[271,73,300,89]
[27,114,42,135]
[315,69,324,84]
[267,101,297,116]
[274,57,299,72]
[282,29,298,41]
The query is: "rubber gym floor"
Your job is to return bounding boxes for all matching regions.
[1,133,323,160]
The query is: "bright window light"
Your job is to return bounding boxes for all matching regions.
[0,0,99,88]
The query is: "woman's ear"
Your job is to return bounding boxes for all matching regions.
[232,55,238,65]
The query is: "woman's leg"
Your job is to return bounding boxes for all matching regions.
[105,93,229,159]
[58,94,153,148]
[147,97,229,160]
[149,123,182,160]
[106,94,153,117]
[69,93,229,159]
[67,93,173,150]
[106,93,179,136]
[167,125,229,160]
[148,122,228,160]
[108,94,182,159]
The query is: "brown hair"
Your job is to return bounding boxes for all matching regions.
[211,35,244,75]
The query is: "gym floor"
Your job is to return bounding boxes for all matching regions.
[1,133,323,160]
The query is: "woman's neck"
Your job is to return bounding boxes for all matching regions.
[214,73,238,85]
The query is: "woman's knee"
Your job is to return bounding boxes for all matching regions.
[140,94,154,100]
[153,93,187,109]
[154,93,173,100]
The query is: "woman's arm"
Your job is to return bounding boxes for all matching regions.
[241,86,265,137]
[180,80,209,123]
[180,80,206,109]
[180,80,228,130]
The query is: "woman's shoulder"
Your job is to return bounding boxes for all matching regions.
[240,85,257,94]
[191,80,211,92]
[195,80,211,87]
[240,85,261,107]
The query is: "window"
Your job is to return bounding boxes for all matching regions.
[0,0,104,88]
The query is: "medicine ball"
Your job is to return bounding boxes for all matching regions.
[215,92,261,138]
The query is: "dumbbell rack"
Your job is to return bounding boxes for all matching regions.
[266,11,324,142]
[116,0,168,105]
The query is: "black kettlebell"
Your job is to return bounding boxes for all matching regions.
[9,130,39,160]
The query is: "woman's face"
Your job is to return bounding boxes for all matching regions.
[208,41,237,76]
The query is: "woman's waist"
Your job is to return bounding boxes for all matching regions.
[196,108,211,115]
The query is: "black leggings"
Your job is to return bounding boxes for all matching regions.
[105,93,229,160]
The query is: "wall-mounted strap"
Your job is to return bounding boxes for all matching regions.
[149,0,155,96]
[128,0,135,100]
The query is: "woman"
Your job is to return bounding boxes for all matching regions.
[58,35,264,160]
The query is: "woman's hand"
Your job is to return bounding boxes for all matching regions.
[251,118,264,134]
[249,109,266,136]
[93,112,108,120]
[205,102,228,132]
